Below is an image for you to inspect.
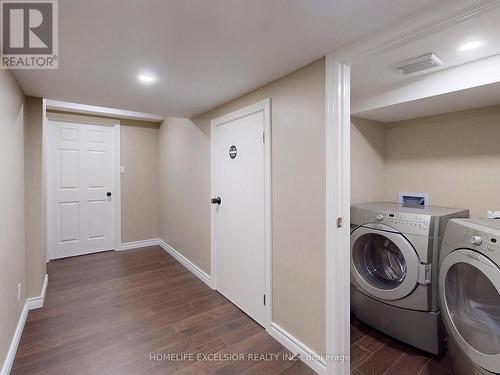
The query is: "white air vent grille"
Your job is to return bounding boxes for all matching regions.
[393,53,443,75]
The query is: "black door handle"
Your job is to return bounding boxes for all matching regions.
[107,192,112,197]
[211,197,221,205]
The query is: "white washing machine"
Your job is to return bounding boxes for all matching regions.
[439,218,500,375]
[350,202,469,354]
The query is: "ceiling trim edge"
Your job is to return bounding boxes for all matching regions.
[330,0,500,65]
[45,99,164,123]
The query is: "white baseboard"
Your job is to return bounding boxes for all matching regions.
[27,274,48,310]
[1,303,28,375]
[117,238,213,289]
[2,274,50,374]
[268,322,326,375]
[117,238,160,251]
[158,239,213,288]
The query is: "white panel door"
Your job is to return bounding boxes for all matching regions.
[47,120,117,259]
[212,110,266,326]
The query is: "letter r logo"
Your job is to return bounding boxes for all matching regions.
[2,1,53,54]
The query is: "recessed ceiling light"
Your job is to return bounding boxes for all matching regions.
[137,73,157,84]
[458,40,484,52]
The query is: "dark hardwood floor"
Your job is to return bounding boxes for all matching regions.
[12,247,315,375]
[12,245,454,375]
[350,316,452,375]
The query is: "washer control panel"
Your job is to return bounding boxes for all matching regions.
[366,211,431,236]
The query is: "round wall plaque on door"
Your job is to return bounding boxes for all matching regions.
[229,145,237,159]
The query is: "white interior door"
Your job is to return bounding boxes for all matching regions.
[47,119,118,260]
[212,106,267,327]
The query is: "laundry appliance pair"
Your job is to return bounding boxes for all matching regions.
[350,202,469,355]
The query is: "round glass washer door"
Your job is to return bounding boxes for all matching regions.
[439,249,500,373]
[351,226,420,300]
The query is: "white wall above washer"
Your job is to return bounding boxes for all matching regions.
[12,0,439,117]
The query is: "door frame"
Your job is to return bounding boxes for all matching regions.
[43,110,122,260]
[325,57,351,375]
[210,98,272,329]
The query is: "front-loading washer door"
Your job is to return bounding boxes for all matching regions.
[439,249,500,373]
[351,226,420,301]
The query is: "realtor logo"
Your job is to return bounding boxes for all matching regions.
[1,0,58,69]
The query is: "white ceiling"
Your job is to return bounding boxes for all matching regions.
[352,7,500,100]
[12,0,438,118]
[351,6,500,122]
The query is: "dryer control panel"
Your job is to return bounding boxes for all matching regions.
[364,211,431,236]
[351,203,468,238]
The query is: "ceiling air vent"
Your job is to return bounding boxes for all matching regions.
[393,53,443,75]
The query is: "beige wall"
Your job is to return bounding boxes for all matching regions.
[158,59,326,353]
[25,97,46,298]
[120,120,160,242]
[384,105,500,217]
[0,71,26,365]
[351,117,385,204]
[158,117,211,270]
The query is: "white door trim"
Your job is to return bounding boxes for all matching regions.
[43,107,122,260]
[210,98,272,329]
[42,99,49,263]
[113,121,122,253]
[325,57,351,375]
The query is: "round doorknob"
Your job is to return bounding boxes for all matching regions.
[211,197,221,205]
[106,192,112,197]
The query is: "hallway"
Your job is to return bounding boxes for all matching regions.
[12,247,313,374]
